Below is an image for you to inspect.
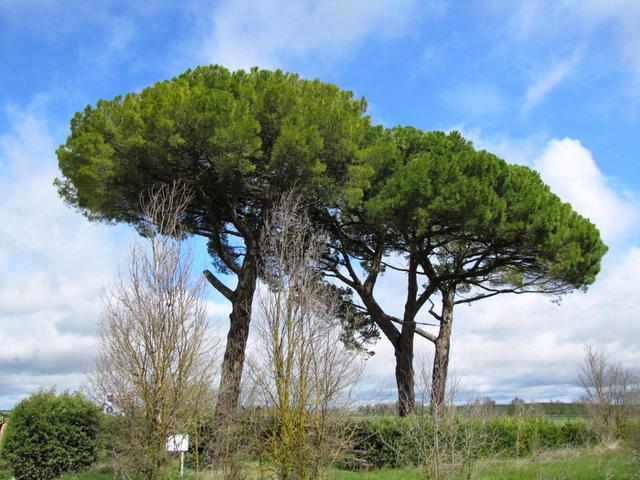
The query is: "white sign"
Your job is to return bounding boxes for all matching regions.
[166,434,189,452]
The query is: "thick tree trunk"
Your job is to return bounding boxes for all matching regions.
[431,288,455,414]
[395,327,415,416]
[212,253,258,441]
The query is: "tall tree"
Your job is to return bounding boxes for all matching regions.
[323,127,607,415]
[56,65,370,429]
[92,183,215,479]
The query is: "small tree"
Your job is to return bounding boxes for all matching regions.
[578,345,639,441]
[90,183,216,479]
[249,194,364,479]
[0,389,101,480]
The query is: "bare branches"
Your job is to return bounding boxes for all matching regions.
[249,193,364,479]
[91,183,218,479]
[578,345,639,441]
[138,180,194,239]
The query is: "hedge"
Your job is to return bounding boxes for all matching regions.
[346,415,595,468]
[0,390,102,480]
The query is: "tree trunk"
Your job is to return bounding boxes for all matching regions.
[213,252,258,439]
[431,288,455,414]
[395,327,415,416]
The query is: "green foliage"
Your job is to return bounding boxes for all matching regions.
[359,127,607,292]
[348,415,594,468]
[56,65,370,238]
[0,390,101,480]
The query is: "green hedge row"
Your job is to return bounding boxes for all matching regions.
[347,415,595,468]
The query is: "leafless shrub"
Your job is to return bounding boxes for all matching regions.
[382,358,499,480]
[89,182,218,479]
[578,344,639,441]
[247,193,364,480]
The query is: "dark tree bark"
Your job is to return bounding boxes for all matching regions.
[323,229,443,417]
[431,287,455,414]
[213,254,258,425]
[395,327,416,416]
[201,204,266,455]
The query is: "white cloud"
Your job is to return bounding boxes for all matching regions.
[358,245,640,404]
[496,0,640,95]
[522,49,583,116]
[534,138,639,244]
[196,0,422,70]
[0,101,133,407]
[448,246,640,402]
[456,126,547,167]
[0,99,237,408]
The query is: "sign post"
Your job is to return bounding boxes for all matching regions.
[166,434,189,477]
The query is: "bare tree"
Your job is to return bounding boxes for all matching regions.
[90,183,217,479]
[578,344,639,441]
[248,193,364,480]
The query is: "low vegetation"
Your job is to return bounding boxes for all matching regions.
[19,442,637,480]
[0,390,101,480]
[349,414,594,469]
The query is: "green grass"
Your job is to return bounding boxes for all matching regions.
[331,469,423,479]
[61,469,113,480]
[474,447,639,479]
[547,415,590,424]
[332,446,639,480]
[9,445,636,480]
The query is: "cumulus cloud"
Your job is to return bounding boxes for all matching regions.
[456,126,547,167]
[0,102,233,408]
[358,245,640,404]
[460,128,639,245]
[534,138,639,244]
[196,0,422,70]
[0,101,132,408]
[445,246,640,402]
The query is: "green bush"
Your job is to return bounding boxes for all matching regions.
[0,389,102,480]
[348,414,594,468]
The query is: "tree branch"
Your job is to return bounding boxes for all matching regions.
[387,317,438,343]
[203,269,234,301]
[427,297,442,322]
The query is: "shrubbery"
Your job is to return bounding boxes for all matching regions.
[0,390,101,480]
[347,415,595,468]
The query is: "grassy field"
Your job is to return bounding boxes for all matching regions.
[46,444,638,480]
[333,445,639,480]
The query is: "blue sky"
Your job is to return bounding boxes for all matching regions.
[1,0,639,408]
